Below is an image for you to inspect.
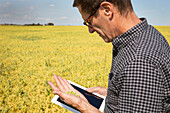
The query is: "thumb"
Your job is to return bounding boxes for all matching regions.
[53,90,82,109]
[86,87,100,93]
[53,90,68,102]
[53,90,66,98]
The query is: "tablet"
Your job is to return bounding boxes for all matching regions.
[51,80,105,113]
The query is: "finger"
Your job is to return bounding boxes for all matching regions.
[58,76,69,89]
[57,76,71,92]
[48,81,59,91]
[63,79,73,90]
[62,79,88,101]
[53,75,65,91]
[63,79,81,93]
[86,87,101,93]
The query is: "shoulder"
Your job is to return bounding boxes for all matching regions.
[122,25,170,76]
[135,25,169,67]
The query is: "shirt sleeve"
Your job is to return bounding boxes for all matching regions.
[118,58,168,112]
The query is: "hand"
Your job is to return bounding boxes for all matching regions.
[48,75,101,113]
[86,86,107,97]
[48,75,87,102]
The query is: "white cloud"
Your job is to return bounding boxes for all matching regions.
[29,6,35,10]
[0,14,11,18]
[36,16,68,22]
[37,17,53,21]
[23,15,33,20]
[0,2,11,8]
[50,4,55,7]
[56,16,68,20]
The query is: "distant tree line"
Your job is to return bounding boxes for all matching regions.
[0,23,54,26]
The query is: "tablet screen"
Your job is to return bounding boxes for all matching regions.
[57,83,104,111]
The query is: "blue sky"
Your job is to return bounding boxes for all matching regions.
[0,0,170,26]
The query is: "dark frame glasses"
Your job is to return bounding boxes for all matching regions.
[83,3,102,27]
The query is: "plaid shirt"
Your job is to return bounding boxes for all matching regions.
[104,18,170,113]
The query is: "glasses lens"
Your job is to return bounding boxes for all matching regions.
[84,21,92,27]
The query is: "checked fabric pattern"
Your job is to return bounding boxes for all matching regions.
[104,18,170,113]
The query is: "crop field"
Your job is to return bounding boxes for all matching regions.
[0,26,169,113]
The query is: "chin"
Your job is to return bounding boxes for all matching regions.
[104,38,113,43]
[104,40,111,43]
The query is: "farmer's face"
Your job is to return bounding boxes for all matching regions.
[78,5,115,43]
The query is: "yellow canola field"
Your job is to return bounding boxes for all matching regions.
[0,26,111,113]
[0,26,169,113]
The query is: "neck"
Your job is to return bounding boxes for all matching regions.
[116,11,142,35]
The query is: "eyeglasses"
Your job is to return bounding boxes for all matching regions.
[83,3,102,27]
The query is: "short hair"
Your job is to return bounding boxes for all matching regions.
[73,0,133,15]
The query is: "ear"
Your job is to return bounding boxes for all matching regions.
[100,2,113,16]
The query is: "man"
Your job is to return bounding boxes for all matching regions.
[48,0,170,112]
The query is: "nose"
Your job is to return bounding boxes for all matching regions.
[88,26,95,33]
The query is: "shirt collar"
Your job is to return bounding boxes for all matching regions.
[112,18,148,51]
